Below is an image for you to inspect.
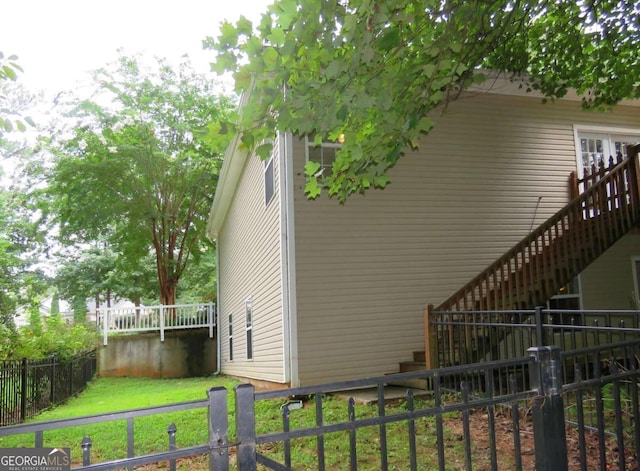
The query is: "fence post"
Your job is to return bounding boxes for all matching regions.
[209,302,215,339]
[20,358,27,422]
[423,304,439,369]
[528,346,568,471]
[81,436,92,466]
[627,144,640,210]
[207,387,229,471]
[160,305,165,342]
[235,383,257,470]
[50,355,56,404]
[102,308,109,346]
[535,306,545,347]
[167,423,177,471]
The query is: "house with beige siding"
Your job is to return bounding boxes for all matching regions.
[207,77,640,388]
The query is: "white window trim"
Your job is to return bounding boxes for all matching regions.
[573,124,640,173]
[304,135,343,176]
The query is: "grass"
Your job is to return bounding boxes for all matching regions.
[0,376,531,470]
[0,376,240,466]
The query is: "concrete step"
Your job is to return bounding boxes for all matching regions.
[390,361,430,390]
[399,361,425,373]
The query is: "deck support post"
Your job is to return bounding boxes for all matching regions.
[423,304,438,369]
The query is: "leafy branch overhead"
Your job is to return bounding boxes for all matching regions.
[0,52,35,136]
[205,0,640,201]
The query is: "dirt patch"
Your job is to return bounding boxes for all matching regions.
[442,409,638,471]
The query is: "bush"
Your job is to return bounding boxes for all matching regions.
[3,313,98,360]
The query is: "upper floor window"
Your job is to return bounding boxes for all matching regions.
[264,152,275,206]
[575,127,640,174]
[305,133,344,177]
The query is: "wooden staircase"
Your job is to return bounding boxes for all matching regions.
[437,146,640,312]
[391,145,640,382]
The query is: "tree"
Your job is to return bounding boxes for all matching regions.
[47,56,234,305]
[0,180,48,329]
[0,52,35,140]
[206,0,640,201]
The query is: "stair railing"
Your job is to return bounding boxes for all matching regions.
[435,145,640,313]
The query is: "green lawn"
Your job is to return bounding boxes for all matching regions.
[0,376,240,466]
[0,375,534,470]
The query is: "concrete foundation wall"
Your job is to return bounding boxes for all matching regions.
[98,328,217,378]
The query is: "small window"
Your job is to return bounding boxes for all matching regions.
[228,314,233,361]
[305,133,344,177]
[264,155,275,206]
[548,277,582,324]
[245,297,253,360]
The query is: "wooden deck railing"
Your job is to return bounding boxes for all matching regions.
[435,144,640,313]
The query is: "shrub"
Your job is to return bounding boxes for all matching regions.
[3,313,98,360]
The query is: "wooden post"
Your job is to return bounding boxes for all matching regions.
[423,304,439,370]
[568,171,579,201]
[627,144,640,210]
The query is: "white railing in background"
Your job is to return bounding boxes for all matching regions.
[97,302,216,345]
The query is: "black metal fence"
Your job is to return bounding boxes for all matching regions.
[0,339,638,470]
[0,350,97,426]
[427,307,640,368]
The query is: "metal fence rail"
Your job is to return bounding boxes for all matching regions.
[1,311,639,470]
[426,307,640,368]
[97,302,216,345]
[0,350,97,426]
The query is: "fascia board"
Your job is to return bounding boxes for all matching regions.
[207,133,247,240]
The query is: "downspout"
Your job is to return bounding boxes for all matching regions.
[280,131,299,386]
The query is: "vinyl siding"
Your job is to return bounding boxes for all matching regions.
[581,231,640,309]
[293,93,640,385]
[217,140,285,383]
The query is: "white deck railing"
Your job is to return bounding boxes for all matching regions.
[97,302,216,345]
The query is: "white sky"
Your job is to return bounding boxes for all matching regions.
[1,0,271,95]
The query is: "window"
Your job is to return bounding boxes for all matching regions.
[228,314,233,361]
[264,154,275,206]
[575,128,640,175]
[548,277,582,325]
[305,134,344,177]
[245,297,253,360]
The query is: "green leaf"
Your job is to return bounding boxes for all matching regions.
[236,16,253,36]
[268,28,286,46]
[255,142,273,159]
[263,47,279,68]
[304,178,322,199]
[378,27,401,52]
[304,160,322,177]
[2,65,17,81]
